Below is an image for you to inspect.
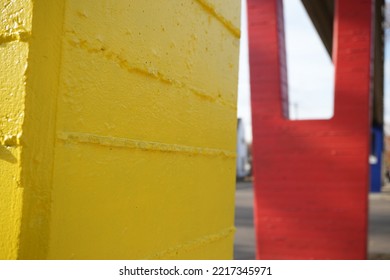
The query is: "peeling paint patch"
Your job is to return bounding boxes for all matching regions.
[0,31,30,45]
[0,133,21,147]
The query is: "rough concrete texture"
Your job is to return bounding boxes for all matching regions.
[1,0,241,259]
[0,0,32,260]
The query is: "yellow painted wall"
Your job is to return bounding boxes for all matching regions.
[0,0,32,259]
[1,0,240,259]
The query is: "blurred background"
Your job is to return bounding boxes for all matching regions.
[234,0,390,260]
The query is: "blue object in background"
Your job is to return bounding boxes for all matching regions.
[370,125,384,193]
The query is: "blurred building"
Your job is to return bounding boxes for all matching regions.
[236,119,250,179]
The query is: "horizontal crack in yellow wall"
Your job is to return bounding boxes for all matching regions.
[57,131,236,158]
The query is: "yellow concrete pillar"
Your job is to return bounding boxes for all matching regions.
[0,0,32,259]
[1,0,240,259]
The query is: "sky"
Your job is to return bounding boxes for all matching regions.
[238,0,390,141]
[237,0,252,141]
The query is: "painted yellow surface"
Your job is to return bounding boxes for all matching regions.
[0,0,32,259]
[1,0,240,259]
[18,0,66,259]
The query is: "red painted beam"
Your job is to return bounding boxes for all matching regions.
[248,0,373,259]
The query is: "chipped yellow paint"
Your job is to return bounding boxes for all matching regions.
[0,31,30,44]
[1,0,240,259]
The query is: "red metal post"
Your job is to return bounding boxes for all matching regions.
[248,0,373,259]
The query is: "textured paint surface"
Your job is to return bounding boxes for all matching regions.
[1,0,240,259]
[17,0,66,259]
[48,0,240,260]
[0,0,32,259]
[248,0,372,259]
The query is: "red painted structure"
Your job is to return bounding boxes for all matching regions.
[248,0,373,259]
